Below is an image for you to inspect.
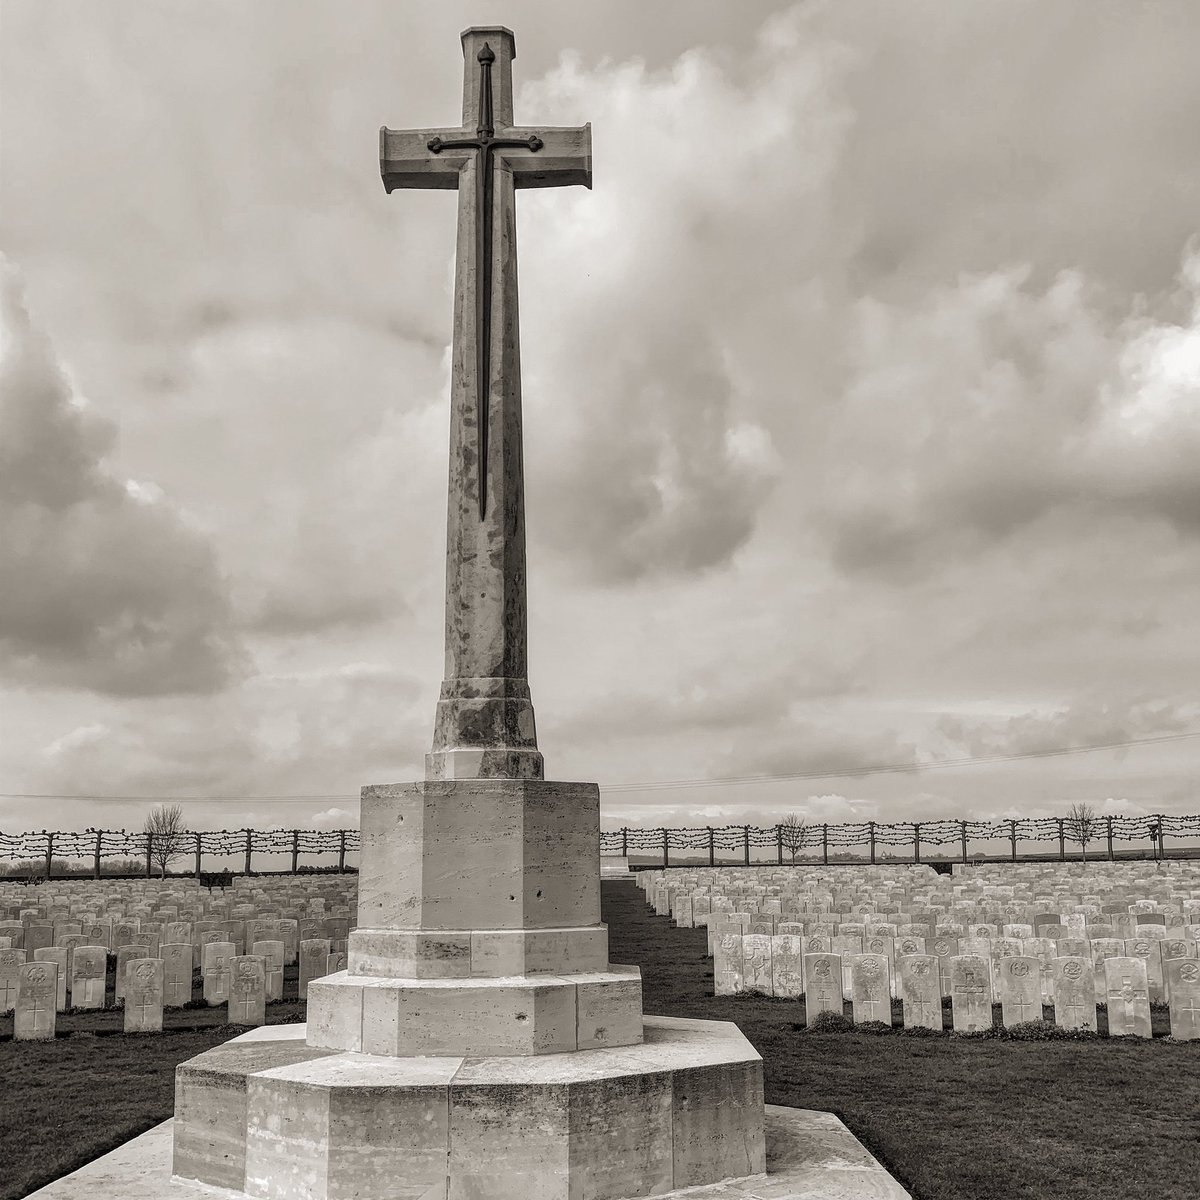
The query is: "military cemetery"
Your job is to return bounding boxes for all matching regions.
[3,6,1199,1200]
[639,861,1200,1037]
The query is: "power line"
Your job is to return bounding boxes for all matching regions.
[1,728,1196,803]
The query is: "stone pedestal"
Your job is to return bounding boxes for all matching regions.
[173,1016,765,1200]
[171,779,768,1199]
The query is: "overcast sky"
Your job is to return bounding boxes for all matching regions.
[2,0,1198,838]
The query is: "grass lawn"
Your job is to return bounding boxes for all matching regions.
[1,880,1196,1199]
[603,879,1200,1200]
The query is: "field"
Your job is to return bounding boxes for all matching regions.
[1,879,1197,1199]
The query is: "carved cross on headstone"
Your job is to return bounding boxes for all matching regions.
[380,28,591,782]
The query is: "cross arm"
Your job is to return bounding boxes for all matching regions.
[379,126,468,192]
[505,124,592,190]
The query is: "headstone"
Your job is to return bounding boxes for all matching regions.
[770,934,804,999]
[1103,957,1152,1038]
[997,956,1043,1027]
[1166,959,1200,1041]
[201,940,235,1006]
[114,945,149,1001]
[161,943,194,1007]
[1052,956,1097,1031]
[228,955,267,1026]
[713,931,743,996]
[850,953,892,1025]
[278,918,299,966]
[252,940,286,1002]
[930,935,958,998]
[899,954,942,1030]
[950,954,993,1032]
[803,952,843,1024]
[14,960,57,1040]
[1,947,26,1013]
[1124,938,1165,1004]
[70,946,108,1010]
[124,958,165,1032]
[298,937,332,999]
[24,923,54,954]
[112,921,138,950]
[33,947,69,1011]
[741,934,773,994]
[1090,938,1126,1004]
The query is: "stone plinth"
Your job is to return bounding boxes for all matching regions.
[307,965,643,1056]
[173,1016,766,1200]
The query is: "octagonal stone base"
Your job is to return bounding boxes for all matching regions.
[173,1016,765,1200]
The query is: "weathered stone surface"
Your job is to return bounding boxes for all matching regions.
[1104,957,1152,1038]
[850,953,892,1024]
[161,943,193,1007]
[229,955,267,1027]
[202,941,235,1006]
[1166,958,1200,1041]
[125,958,165,1033]
[70,945,108,1010]
[1052,956,1097,1031]
[15,960,57,1040]
[950,954,993,1032]
[997,956,1042,1027]
[899,954,942,1030]
[803,952,843,1024]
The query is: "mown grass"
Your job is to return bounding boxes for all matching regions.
[1,883,1196,1200]
[602,879,1200,1200]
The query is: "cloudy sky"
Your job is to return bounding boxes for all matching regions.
[2,0,1198,839]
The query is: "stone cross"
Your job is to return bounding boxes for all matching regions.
[380,26,591,782]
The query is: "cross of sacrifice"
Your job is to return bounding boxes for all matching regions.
[380,28,590,521]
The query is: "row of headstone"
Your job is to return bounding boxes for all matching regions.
[2,938,346,1016]
[713,934,1198,1038]
[710,926,1196,1002]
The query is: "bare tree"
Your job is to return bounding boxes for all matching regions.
[144,804,189,878]
[779,812,812,864]
[1063,802,1098,860]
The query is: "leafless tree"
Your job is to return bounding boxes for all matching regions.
[779,812,813,863]
[1063,802,1098,860]
[144,804,189,877]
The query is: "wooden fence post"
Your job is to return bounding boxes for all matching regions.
[93,829,102,879]
[707,826,715,867]
[1156,815,1167,859]
[1106,815,1114,861]
[621,827,628,857]
[145,832,153,878]
[776,824,783,865]
[913,823,920,864]
[960,821,968,864]
[44,831,54,879]
[1057,818,1065,862]
[1009,819,1018,862]
[338,829,347,873]
[742,825,750,866]
[194,831,202,878]
[868,821,876,865]
[822,823,828,865]
[291,829,300,874]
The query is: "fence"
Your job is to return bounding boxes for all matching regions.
[0,828,360,879]
[599,814,1200,867]
[3,813,1199,878]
